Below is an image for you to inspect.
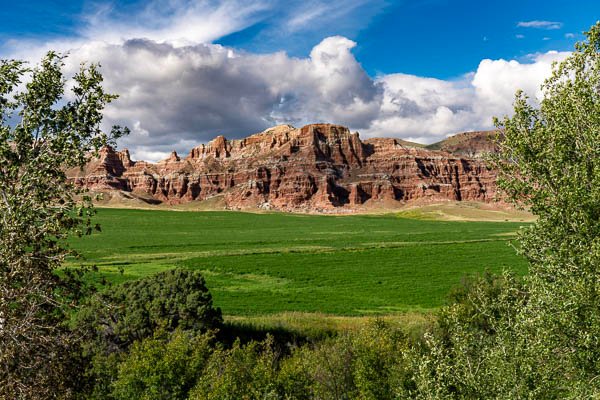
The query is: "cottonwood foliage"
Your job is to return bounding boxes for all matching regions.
[0,53,127,399]
[409,21,600,398]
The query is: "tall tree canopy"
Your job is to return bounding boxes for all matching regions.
[410,21,600,398]
[0,52,128,399]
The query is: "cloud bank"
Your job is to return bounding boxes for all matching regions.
[0,0,570,161]
[51,39,567,160]
[59,38,566,161]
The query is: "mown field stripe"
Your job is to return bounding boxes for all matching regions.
[71,237,515,267]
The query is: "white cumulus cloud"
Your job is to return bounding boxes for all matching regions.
[56,35,382,160]
[361,51,569,143]
[472,51,568,113]
[41,38,571,160]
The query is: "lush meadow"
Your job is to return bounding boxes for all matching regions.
[69,208,528,317]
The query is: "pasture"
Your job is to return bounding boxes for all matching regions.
[68,208,529,316]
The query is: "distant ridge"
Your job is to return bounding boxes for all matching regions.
[69,124,499,212]
[426,130,499,158]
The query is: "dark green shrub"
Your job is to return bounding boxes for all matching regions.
[78,268,222,352]
[350,320,411,399]
[76,268,222,398]
[277,320,413,400]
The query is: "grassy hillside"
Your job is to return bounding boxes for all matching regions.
[425,130,498,157]
[68,208,528,316]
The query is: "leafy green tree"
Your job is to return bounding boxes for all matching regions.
[78,268,222,351]
[0,52,127,399]
[111,329,215,400]
[409,21,600,398]
[492,20,600,396]
[190,335,281,400]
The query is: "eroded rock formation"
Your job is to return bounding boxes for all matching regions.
[69,124,499,212]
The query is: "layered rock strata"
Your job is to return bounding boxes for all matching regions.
[69,124,498,211]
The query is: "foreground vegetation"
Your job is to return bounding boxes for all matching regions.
[68,208,528,315]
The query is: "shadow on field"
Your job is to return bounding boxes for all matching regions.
[217,320,337,349]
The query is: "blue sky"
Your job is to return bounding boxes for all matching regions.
[221,0,598,79]
[0,1,597,160]
[1,0,596,78]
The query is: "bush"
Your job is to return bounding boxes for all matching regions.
[111,329,214,400]
[286,320,412,400]
[190,335,281,400]
[78,268,222,352]
[407,272,530,398]
[76,268,222,398]
[190,320,413,400]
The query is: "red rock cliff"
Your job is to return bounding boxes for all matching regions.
[69,124,498,211]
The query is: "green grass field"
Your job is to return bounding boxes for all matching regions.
[68,208,529,316]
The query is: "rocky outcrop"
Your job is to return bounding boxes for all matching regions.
[69,123,499,212]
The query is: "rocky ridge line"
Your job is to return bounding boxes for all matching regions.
[69,123,498,212]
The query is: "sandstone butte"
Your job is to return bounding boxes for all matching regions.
[68,123,500,213]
